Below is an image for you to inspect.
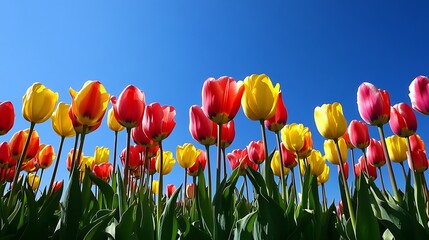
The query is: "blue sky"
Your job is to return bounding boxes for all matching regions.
[1,1,429,203]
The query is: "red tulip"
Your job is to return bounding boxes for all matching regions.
[408,149,428,173]
[357,82,390,126]
[51,180,63,193]
[409,75,429,115]
[219,120,235,149]
[354,155,377,180]
[227,148,258,176]
[186,183,195,198]
[111,85,145,128]
[338,162,349,180]
[120,145,141,170]
[247,140,265,164]
[0,101,15,136]
[367,139,386,168]
[147,156,157,175]
[189,105,217,145]
[409,134,425,152]
[342,131,355,149]
[93,162,113,182]
[389,103,417,137]
[132,123,157,146]
[187,150,207,177]
[348,120,370,149]
[9,129,40,162]
[142,103,176,142]
[0,142,11,168]
[166,184,176,198]
[202,76,244,124]
[66,149,83,171]
[265,91,288,132]
[1,167,15,182]
[281,143,297,168]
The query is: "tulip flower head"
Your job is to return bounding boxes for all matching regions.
[324,138,348,165]
[189,105,217,146]
[386,135,407,163]
[94,146,110,164]
[297,129,313,158]
[389,103,417,137]
[227,148,258,176]
[107,107,125,132]
[51,102,75,138]
[51,180,63,193]
[241,74,280,121]
[407,149,428,173]
[120,145,141,170]
[317,164,330,185]
[93,163,113,182]
[27,173,40,191]
[281,144,297,168]
[0,142,11,168]
[281,123,309,152]
[367,139,386,168]
[306,149,326,177]
[337,162,349,180]
[265,91,288,132]
[68,105,103,134]
[409,75,429,115]
[271,150,290,177]
[357,82,390,126]
[143,103,176,142]
[70,80,110,127]
[66,149,83,171]
[355,155,377,180]
[409,134,425,152]
[186,183,195,198]
[37,144,55,169]
[247,140,265,165]
[132,123,156,147]
[156,150,175,175]
[22,83,59,124]
[202,76,244,124]
[166,184,176,198]
[348,120,370,149]
[187,150,207,176]
[342,131,355,149]
[152,180,159,195]
[9,129,40,162]
[176,143,198,169]
[0,101,15,135]
[314,102,347,140]
[219,120,235,149]
[111,85,145,128]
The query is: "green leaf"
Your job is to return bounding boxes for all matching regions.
[139,189,155,240]
[159,185,181,240]
[116,168,128,217]
[89,171,114,209]
[82,209,116,240]
[116,202,137,239]
[233,211,258,240]
[262,149,277,198]
[355,176,380,239]
[196,166,213,238]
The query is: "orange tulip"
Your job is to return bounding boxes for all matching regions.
[37,144,55,169]
[9,129,40,162]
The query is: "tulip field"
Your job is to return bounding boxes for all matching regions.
[1,75,429,240]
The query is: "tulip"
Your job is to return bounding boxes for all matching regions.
[111,85,145,128]
[271,150,290,177]
[27,173,40,191]
[94,146,110,164]
[37,144,55,169]
[0,101,15,135]
[9,129,40,162]
[1,167,14,182]
[132,123,157,146]
[389,103,417,137]
[176,143,198,169]
[187,150,207,177]
[227,149,258,176]
[265,91,288,132]
[79,156,95,172]
[120,145,141,170]
[93,163,113,182]
[324,138,348,165]
[22,158,38,173]
[386,135,407,163]
[189,105,217,146]
[247,140,265,165]
[281,123,308,152]
[355,155,377,180]
[186,183,195,199]
[202,76,244,124]
[107,107,125,132]
[409,75,429,115]
[51,180,63,194]
[66,149,83,171]
[337,162,349,180]
[367,139,386,168]
[407,149,428,173]
[357,82,390,126]
[51,102,75,138]
[317,164,330,185]
[152,180,159,195]
[156,150,175,175]
[306,149,325,176]
[241,74,280,121]
[0,142,11,168]
[314,102,347,140]
[22,83,59,124]
[68,106,103,134]
[70,80,110,127]
[147,156,157,175]
[281,144,297,168]
[143,103,176,142]
[166,184,176,198]
[348,120,370,149]
[297,129,313,158]
[342,131,355,149]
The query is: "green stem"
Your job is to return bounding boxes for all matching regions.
[378,167,386,193]
[112,131,118,176]
[204,144,212,200]
[8,122,36,206]
[36,168,44,194]
[157,140,164,229]
[222,147,227,180]
[260,120,273,197]
[335,138,356,235]
[362,150,370,178]
[406,136,422,198]
[216,124,222,192]
[322,183,328,212]
[70,133,80,177]
[183,168,187,214]
[75,125,87,171]
[296,152,303,188]
[377,125,400,202]
[291,167,298,204]
[350,148,356,176]
[48,136,65,194]
[124,128,131,196]
[399,162,407,182]
[144,150,150,190]
[244,175,250,203]
[275,131,287,201]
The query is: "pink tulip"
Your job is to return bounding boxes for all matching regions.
[247,140,265,165]
[348,120,370,149]
[189,105,217,146]
[389,103,417,137]
[357,82,390,126]
[367,139,386,168]
[265,91,288,132]
[409,75,429,115]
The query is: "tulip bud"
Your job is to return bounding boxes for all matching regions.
[247,140,265,165]
[155,151,175,175]
[186,183,195,199]
[389,103,417,137]
[357,82,390,126]
[111,85,146,128]
[0,101,15,135]
[23,83,59,123]
[314,102,347,140]
[409,75,429,115]
[166,184,176,198]
[348,120,370,149]
[265,91,288,132]
[51,102,75,138]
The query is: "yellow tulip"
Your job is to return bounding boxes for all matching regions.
[152,180,159,195]
[386,135,407,163]
[94,146,110,164]
[107,107,125,132]
[241,74,280,120]
[51,102,75,138]
[79,156,95,171]
[70,81,110,126]
[23,82,59,123]
[270,150,290,177]
[27,173,40,191]
[176,143,198,169]
[317,164,330,185]
[324,138,348,165]
[156,151,175,175]
[281,123,309,152]
[314,102,347,140]
[303,150,325,176]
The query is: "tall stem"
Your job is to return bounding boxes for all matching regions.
[70,133,80,177]
[377,125,400,202]
[49,136,65,194]
[124,128,132,195]
[406,136,422,200]
[8,122,36,206]
[216,124,223,191]
[291,167,298,204]
[222,148,227,179]
[144,150,150,190]
[244,175,250,203]
[204,144,212,200]
[296,152,303,187]
[399,162,407,181]
[362,150,370,177]
[378,167,386,193]
[335,138,356,235]
[322,183,328,211]
[275,131,287,201]
[260,120,273,197]
[36,168,44,194]
[350,148,356,177]
[112,131,118,176]
[75,125,87,171]
[183,168,187,214]
[157,141,164,228]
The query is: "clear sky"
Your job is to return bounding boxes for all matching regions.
[1,1,429,203]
